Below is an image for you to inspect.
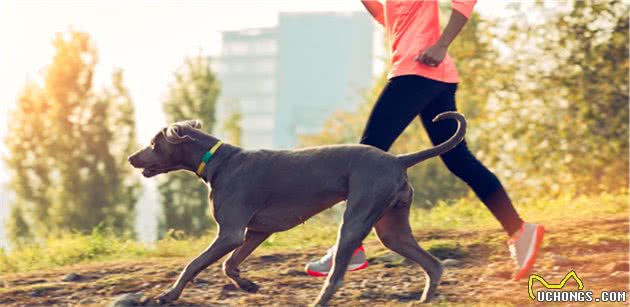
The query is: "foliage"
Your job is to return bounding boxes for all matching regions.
[474,0,629,198]
[3,31,141,246]
[158,54,220,237]
[222,110,242,146]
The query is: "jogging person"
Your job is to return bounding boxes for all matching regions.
[305,0,545,280]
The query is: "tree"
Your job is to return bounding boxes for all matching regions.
[223,111,242,146]
[158,54,220,237]
[4,31,141,245]
[475,0,628,196]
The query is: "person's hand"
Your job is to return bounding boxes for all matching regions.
[414,43,448,67]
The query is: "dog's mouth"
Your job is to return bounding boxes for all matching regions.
[142,167,162,177]
[141,165,182,178]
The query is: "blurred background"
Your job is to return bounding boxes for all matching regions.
[0,0,627,253]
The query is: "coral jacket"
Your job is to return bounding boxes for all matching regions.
[374,0,476,83]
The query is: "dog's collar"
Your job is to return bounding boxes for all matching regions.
[196,141,223,177]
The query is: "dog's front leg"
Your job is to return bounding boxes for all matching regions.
[155,230,245,304]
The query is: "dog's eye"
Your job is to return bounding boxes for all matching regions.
[150,140,156,149]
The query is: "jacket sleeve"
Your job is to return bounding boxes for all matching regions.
[451,0,477,19]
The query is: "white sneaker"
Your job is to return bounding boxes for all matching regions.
[508,222,545,280]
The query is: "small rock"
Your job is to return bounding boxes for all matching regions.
[489,270,512,279]
[358,289,379,299]
[165,271,178,278]
[603,261,630,273]
[109,292,144,307]
[380,252,405,263]
[78,297,97,305]
[282,269,304,276]
[442,259,461,267]
[62,273,82,282]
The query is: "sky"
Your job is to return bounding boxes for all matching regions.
[0,0,507,246]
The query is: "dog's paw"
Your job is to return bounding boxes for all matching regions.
[238,279,259,293]
[154,288,181,304]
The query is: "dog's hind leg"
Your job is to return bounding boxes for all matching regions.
[313,191,391,306]
[222,229,271,293]
[374,203,443,303]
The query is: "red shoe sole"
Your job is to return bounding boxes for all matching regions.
[305,260,369,277]
[513,225,545,280]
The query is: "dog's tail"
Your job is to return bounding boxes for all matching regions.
[396,111,467,169]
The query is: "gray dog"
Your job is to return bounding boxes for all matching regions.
[128,111,466,305]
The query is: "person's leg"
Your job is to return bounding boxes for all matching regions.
[418,83,523,235]
[359,75,450,150]
[305,75,451,277]
[419,84,544,280]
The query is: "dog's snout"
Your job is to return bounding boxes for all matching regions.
[128,154,139,167]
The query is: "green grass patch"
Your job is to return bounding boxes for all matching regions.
[411,188,629,232]
[426,241,467,259]
[0,189,627,273]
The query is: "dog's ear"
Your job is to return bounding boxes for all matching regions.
[164,123,196,144]
[185,120,202,129]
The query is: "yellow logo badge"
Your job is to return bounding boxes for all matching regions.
[528,270,584,300]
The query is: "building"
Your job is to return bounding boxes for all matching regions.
[275,12,374,148]
[216,28,277,149]
[216,12,374,149]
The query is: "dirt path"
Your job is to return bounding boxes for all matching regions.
[1,216,628,306]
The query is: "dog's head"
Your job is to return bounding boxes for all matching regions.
[128,120,202,177]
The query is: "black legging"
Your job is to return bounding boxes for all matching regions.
[360,75,523,235]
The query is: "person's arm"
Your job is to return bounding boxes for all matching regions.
[361,0,384,26]
[416,1,476,67]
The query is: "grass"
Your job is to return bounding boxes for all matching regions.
[0,188,627,274]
